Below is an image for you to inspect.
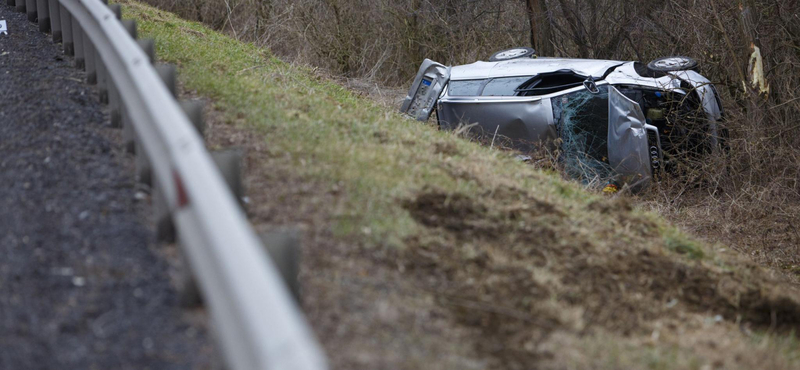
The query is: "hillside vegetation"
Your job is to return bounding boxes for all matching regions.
[141,0,800,280]
[121,1,800,369]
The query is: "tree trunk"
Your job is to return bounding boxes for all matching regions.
[411,0,423,63]
[555,0,588,58]
[526,0,553,56]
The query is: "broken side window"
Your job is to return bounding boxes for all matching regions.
[481,76,532,96]
[516,72,587,96]
[554,85,653,189]
[448,80,486,96]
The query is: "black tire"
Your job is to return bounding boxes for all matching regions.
[489,47,536,62]
[647,56,699,73]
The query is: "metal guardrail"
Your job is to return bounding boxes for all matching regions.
[6,1,329,369]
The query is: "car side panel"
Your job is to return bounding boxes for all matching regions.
[437,98,556,152]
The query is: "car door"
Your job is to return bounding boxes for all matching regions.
[399,59,450,121]
[607,86,652,189]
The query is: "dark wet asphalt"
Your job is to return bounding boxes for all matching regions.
[0,5,214,369]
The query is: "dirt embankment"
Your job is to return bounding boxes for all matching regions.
[205,113,800,369]
[401,186,800,368]
[122,1,800,368]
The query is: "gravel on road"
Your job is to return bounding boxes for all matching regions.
[0,6,214,369]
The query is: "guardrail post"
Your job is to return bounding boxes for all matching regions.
[24,0,35,22]
[133,86,151,177]
[102,18,119,125]
[122,108,134,153]
[155,64,177,97]
[59,4,73,55]
[71,13,84,69]
[97,54,109,103]
[93,2,115,102]
[109,83,121,127]
[211,148,245,209]
[112,18,136,132]
[15,0,24,13]
[84,32,97,84]
[134,63,176,184]
[121,19,136,39]
[175,221,302,311]
[126,64,176,148]
[108,3,121,20]
[135,141,151,185]
[136,38,155,64]
[260,232,301,304]
[118,18,138,142]
[48,0,61,43]
[179,231,302,308]
[180,100,206,137]
[178,251,202,307]
[153,182,175,243]
[35,0,48,32]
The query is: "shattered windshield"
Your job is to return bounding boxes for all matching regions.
[553,85,614,184]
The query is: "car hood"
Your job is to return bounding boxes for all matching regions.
[450,57,625,80]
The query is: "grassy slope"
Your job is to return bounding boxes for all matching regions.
[122,1,800,369]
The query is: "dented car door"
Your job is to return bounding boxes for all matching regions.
[607,86,652,188]
[400,59,450,121]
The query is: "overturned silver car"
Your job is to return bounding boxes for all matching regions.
[400,48,723,190]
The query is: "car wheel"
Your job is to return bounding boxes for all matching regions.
[647,56,699,73]
[489,47,536,62]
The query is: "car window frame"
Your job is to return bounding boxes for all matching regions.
[447,79,490,96]
[481,76,535,97]
[448,76,538,97]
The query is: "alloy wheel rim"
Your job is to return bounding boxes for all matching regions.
[495,49,529,60]
[654,57,690,69]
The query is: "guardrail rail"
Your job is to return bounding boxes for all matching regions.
[4,1,329,369]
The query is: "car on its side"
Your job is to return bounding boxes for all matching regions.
[400,47,723,190]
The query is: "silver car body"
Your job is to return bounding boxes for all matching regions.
[400,57,722,188]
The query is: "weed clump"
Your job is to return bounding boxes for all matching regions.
[665,233,705,260]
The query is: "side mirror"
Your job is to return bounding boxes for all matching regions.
[583,77,600,94]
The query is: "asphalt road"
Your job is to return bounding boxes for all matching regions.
[0,6,214,369]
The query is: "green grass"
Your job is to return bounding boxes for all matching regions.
[664,231,706,260]
[119,0,597,246]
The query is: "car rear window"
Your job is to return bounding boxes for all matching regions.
[481,76,532,96]
[448,80,485,96]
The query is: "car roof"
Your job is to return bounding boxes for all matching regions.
[450,57,626,80]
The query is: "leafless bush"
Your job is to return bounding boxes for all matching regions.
[141,0,533,85]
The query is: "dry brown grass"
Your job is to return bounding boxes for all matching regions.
[624,0,800,285]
